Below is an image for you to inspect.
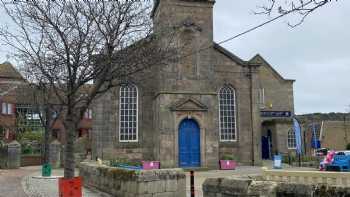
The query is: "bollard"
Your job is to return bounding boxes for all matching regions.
[7,140,21,169]
[190,170,195,197]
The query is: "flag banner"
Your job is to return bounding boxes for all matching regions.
[311,123,321,149]
[293,118,303,155]
[311,140,321,149]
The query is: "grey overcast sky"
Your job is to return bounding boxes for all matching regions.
[0,1,349,115]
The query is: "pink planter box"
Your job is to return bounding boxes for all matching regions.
[142,161,160,170]
[219,160,237,170]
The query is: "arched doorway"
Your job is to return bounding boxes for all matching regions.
[178,119,200,167]
[262,121,274,159]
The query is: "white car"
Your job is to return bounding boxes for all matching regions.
[335,151,350,156]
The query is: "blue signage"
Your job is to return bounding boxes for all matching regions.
[273,155,282,169]
[293,118,303,155]
[261,111,292,118]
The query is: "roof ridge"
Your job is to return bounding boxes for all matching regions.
[213,42,247,65]
[0,62,24,80]
[249,54,295,82]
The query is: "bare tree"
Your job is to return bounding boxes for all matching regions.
[256,0,338,27]
[26,83,64,165]
[0,0,176,178]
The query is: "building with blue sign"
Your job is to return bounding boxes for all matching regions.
[251,55,296,160]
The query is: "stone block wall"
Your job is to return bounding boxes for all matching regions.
[203,176,350,197]
[79,162,186,197]
[0,140,21,169]
[21,155,42,166]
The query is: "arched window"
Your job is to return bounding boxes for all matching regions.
[119,84,138,142]
[219,86,237,141]
[287,129,296,149]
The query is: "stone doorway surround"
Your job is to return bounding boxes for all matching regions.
[170,98,209,168]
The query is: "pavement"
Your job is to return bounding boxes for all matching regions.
[22,168,112,197]
[0,162,316,197]
[0,166,37,197]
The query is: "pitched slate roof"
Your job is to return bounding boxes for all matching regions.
[0,62,24,80]
[213,43,247,66]
[249,54,295,82]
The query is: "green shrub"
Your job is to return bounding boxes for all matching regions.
[17,131,43,155]
[346,143,350,150]
[110,158,142,167]
[17,131,43,143]
[220,154,236,160]
[282,154,318,164]
[22,144,33,155]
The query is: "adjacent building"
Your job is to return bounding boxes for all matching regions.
[0,62,92,147]
[0,62,25,142]
[319,121,350,151]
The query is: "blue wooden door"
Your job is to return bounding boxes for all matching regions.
[261,136,270,159]
[179,119,200,167]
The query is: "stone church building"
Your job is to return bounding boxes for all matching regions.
[92,0,295,168]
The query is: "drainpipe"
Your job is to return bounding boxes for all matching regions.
[248,66,255,166]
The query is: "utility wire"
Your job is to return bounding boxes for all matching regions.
[179,0,314,60]
[129,5,309,81]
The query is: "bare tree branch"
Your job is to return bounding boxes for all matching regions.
[256,0,338,27]
[0,0,177,178]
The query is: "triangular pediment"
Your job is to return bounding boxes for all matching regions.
[170,98,208,112]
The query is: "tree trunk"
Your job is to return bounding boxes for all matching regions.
[43,107,51,164]
[64,115,76,179]
[43,126,50,164]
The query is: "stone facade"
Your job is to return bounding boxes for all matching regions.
[92,0,295,167]
[319,121,350,151]
[251,55,295,158]
[79,162,186,197]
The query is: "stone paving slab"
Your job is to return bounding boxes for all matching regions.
[22,169,112,197]
[0,166,37,197]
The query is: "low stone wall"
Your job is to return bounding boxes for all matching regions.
[203,177,277,197]
[264,170,350,187]
[21,155,42,166]
[203,171,350,197]
[79,162,186,197]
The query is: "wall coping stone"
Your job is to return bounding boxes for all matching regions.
[203,175,350,197]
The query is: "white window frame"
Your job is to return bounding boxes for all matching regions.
[218,86,237,142]
[2,103,13,115]
[118,84,138,142]
[258,88,265,109]
[287,129,297,149]
[84,109,92,119]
